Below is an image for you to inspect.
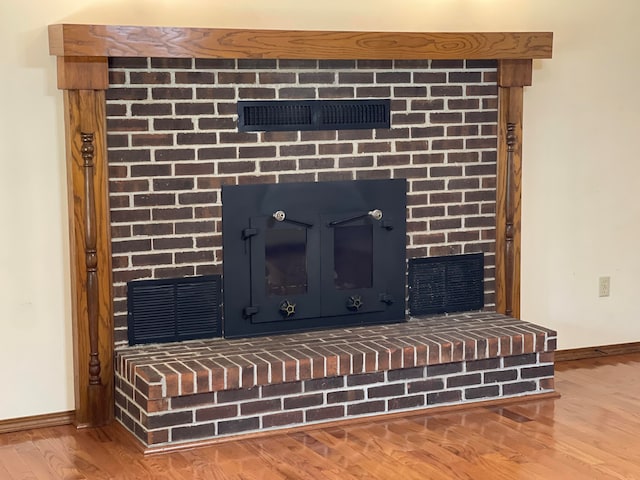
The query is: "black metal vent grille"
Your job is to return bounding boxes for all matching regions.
[237,99,390,132]
[127,275,222,346]
[408,253,484,316]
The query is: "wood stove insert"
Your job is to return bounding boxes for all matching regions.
[222,179,407,337]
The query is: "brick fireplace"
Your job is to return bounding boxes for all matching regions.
[106,56,500,345]
[47,25,554,443]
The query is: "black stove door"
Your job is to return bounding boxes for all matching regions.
[320,213,389,317]
[248,215,321,324]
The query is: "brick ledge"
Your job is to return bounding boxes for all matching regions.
[115,312,557,446]
[116,312,557,400]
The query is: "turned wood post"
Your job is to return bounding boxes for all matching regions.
[58,56,114,427]
[496,59,532,318]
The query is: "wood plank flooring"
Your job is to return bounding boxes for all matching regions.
[1,353,640,479]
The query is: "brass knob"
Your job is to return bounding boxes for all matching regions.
[346,295,364,311]
[279,300,296,317]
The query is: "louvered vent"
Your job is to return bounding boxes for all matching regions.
[127,275,222,345]
[408,253,484,316]
[237,100,390,132]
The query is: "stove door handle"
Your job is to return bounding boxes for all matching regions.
[328,209,383,227]
[272,210,314,228]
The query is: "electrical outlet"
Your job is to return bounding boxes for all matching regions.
[599,276,610,297]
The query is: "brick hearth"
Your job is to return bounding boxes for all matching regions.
[115,312,556,448]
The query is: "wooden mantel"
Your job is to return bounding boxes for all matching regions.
[49,25,552,60]
[48,24,553,427]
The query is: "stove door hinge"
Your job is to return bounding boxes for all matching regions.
[243,306,259,318]
[379,293,394,305]
[242,228,258,240]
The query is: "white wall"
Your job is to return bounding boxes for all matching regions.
[1,0,639,420]
[521,5,640,349]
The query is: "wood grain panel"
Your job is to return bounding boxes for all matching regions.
[63,89,113,427]
[48,24,553,60]
[496,76,524,318]
[498,58,533,87]
[56,56,108,90]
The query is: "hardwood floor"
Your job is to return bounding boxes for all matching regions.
[1,353,640,479]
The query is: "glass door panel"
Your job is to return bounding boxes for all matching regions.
[249,216,321,324]
[320,214,386,317]
[333,225,373,290]
[265,227,308,296]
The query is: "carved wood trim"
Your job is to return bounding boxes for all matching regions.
[496,80,524,318]
[63,89,113,427]
[50,25,551,427]
[80,132,101,386]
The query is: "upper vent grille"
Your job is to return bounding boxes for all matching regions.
[238,100,390,132]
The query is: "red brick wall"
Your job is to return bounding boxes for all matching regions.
[106,58,498,346]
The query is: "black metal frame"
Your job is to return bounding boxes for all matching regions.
[222,179,407,338]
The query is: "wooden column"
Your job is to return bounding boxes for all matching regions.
[58,56,114,427]
[496,59,532,318]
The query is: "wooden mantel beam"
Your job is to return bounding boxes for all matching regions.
[48,23,552,427]
[49,24,552,61]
